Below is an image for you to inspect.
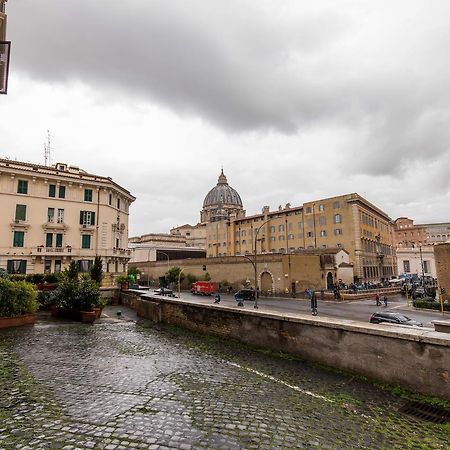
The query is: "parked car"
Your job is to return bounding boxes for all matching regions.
[412,286,426,299]
[234,289,256,302]
[154,287,174,296]
[369,312,423,327]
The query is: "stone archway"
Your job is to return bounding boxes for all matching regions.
[326,272,334,289]
[260,271,274,294]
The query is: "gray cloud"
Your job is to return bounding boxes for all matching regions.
[4,0,450,231]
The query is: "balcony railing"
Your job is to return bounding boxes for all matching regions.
[112,248,131,256]
[35,246,72,254]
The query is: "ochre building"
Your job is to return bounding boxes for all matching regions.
[0,158,135,275]
[201,172,395,283]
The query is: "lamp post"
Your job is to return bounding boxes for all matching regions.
[158,250,170,271]
[177,268,184,298]
[253,218,272,309]
[419,244,425,285]
[375,233,384,284]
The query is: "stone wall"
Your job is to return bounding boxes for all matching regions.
[121,292,450,401]
[130,254,327,294]
[435,243,450,302]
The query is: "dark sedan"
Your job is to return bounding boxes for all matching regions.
[369,312,423,327]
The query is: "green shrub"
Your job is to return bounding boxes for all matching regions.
[25,273,45,284]
[37,290,54,309]
[186,273,198,284]
[0,279,38,317]
[9,274,26,282]
[90,256,103,284]
[51,278,80,310]
[44,273,59,283]
[413,299,450,311]
[116,274,133,284]
[51,275,101,312]
[78,276,101,311]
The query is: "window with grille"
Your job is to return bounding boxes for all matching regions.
[79,211,95,226]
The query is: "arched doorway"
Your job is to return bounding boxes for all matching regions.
[260,271,273,294]
[326,272,334,289]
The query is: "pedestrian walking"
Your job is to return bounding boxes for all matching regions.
[383,295,388,307]
[214,292,221,304]
[375,293,381,306]
[310,290,318,316]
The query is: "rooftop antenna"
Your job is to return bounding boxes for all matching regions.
[44,130,52,166]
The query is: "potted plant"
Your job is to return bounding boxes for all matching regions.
[116,274,132,291]
[0,278,38,328]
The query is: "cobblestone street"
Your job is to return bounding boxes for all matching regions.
[0,306,449,449]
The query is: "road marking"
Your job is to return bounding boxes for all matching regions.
[225,360,334,402]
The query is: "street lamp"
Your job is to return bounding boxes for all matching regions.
[419,244,425,285]
[177,268,184,298]
[375,233,384,283]
[253,218,272,309]
[157,250,170,271]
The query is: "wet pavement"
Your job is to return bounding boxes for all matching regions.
[0,306,449,449]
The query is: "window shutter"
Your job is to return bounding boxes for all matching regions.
[91,212,96,225]
[80,211,84,225]
[15,204,27,221]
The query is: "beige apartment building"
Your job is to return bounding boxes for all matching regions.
[0,158,135,275]
[204,188,395,283]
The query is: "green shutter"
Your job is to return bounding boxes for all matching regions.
[15,204,27,221]
[13,231,24,247]
[56,234,63,247]
[82,235,91,249]
[59,185,66,198]
[49,184,56,197]
[17,180,28,194]
[46,233,53,247]
[80,211,84,225]
[91,212,96,225]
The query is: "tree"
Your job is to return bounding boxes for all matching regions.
[186,273,197,284]
[204,272,211,281]
[166,267,184,285]
[128,266,141,278]
[66,261,79,281]
[90,256,103,284]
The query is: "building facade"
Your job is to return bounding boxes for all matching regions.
[393,217,450,278]
[170,223,206,248]
[394,217,450,248]
[396,246,436,279]
[205,191,396,283]
[0,159,135,275]
[128,232,205,264]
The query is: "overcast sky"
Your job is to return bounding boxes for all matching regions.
[1,0,450,235]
